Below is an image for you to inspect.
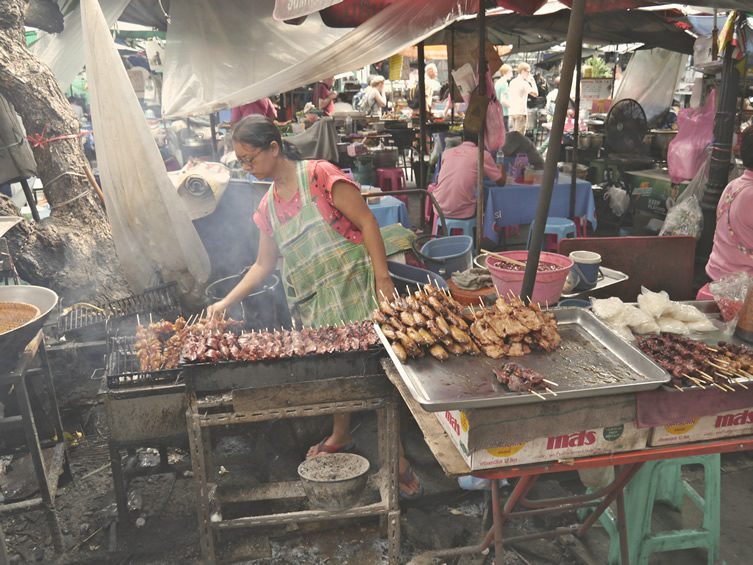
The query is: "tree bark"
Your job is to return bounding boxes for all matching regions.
[0,0,130,303]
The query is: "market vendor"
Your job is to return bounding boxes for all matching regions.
[206,117,422,498]
[433,130,506,220]
[706,125,753,281]
[314,77,338,116]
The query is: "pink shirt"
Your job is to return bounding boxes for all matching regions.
[231,98,277,122]
[315,82,335,116]
[253,160,364,244]
[706,170,753,280]
[433,141,503,219]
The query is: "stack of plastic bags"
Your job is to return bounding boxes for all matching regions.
[591,287,716,341]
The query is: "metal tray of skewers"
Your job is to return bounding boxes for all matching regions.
[376,307,670,411]
[633,301,753,392]
[106,334,183,389]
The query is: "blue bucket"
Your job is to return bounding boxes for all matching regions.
[418,235,473,278]
[388,261,448,295]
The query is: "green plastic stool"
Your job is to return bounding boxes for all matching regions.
[590,454,721,565]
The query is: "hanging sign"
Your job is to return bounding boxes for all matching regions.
[273,0,343,22]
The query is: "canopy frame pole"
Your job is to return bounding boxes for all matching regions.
[520,0,586,304]
[450,27,456,124]
[475,2,487,247]
[418,42,427,190]
[569,43,583,219]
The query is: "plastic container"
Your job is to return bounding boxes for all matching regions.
[485,251,573,305]
[388,261,447,295]
[418,235,473,278]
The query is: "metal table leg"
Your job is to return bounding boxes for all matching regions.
[17,375,64,552]
[187,404,215,564]
[109,444,129,524]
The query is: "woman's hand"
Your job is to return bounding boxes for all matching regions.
[376,275,396,303]
[206,300,228,319]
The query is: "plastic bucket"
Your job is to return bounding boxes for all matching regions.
[485,251,573,305]
[388,261,447,296]
[206,273,282,330]
[418,235,473,278]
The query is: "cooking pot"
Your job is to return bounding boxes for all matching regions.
[0,285,58,372]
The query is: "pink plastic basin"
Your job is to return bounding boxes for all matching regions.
[485,251,573,305]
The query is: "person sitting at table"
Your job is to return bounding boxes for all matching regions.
[433,130,506,222]
[314,77,338,116]
[706,125,753,281]
[499,131,545,170]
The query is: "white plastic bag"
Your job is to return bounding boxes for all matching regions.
[657,316,689,335]
[605,185,630,217]
[590,297,626,322]
[637,287,672,319]
[621,305,660,335]
[686,319,717,332]
[665,303,708,323]
[659,195,704,239]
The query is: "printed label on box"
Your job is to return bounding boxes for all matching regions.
[650,407,753,446]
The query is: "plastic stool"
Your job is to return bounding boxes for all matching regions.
[376,168,408,207]
[433,216,476,252]
[527,217,577,252]
[593,454,721,565]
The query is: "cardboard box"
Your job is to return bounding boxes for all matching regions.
[436,409,650,471]
[649,407,753,446]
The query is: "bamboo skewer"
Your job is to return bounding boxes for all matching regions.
[543,378,559,387]
[480,249,526,268]
[530,389,547,400]
[673,384,685,392]
[545,387,558,396]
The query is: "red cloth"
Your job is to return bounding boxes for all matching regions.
[636,387,753,428]
[253,160,363,244]
[314,82,335,116]
[433,141,503,219]
[231,98,277,122]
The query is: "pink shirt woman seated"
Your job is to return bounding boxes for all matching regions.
[706,126,753,284]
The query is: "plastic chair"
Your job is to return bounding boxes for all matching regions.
[385,128,415,181]
[433,216,477,240]
[593,454,721,565]
[376,168,408,206]
[527,217,576,252]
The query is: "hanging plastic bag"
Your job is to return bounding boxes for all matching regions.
[659,152,710,239]
[667,89,716,183]
[709,272,752,328]
[605,185,630,217]
[483,70,506,153]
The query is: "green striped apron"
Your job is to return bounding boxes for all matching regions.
[267,160,377,328]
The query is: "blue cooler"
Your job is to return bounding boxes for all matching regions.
[418,235,473,278]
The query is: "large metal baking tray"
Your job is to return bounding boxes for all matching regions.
[376,307,669,411]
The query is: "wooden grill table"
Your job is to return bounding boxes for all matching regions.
[383,361,753,564]
[183,351,400,564]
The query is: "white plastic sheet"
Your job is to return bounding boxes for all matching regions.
[31,0,131,93]
[613,48,687,124]
[81,0,211,296]
[163,0,477,118]
[162,0,347,118]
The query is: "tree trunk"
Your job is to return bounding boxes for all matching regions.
[0,0,130,303]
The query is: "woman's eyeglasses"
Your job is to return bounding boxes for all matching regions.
[237,148,266,167]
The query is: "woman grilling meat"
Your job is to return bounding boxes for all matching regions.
[207,116,422,499]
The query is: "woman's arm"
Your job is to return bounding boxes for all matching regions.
[330,180,395,301]
[207,230,279,317]
[375,89,387,108]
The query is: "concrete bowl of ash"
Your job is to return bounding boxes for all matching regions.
[297,453,370,510]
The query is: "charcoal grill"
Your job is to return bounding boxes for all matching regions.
[57,282,180,340]
[105,335,182,388]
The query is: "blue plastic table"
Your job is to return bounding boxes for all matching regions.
[368,195,411,229]
[482,174,596,241]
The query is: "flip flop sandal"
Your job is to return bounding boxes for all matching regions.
[399,465,424,501]
[307,437,357,458]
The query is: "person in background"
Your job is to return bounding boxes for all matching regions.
[360,76,388,117]
[424,63,441,112]
[125,60,150,109]
[499,131,545,170]
[314,77,337,116]
[494,64,513,131]
[231,97,290,127]
[508,62,538,134]
[206,117,422,499]
[706,125,753,281]
[546,76,560,119]
[433,129,506,220]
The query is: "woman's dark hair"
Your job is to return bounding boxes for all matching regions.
[462,129,478,143]
[741,125,753,170]
[232,116,301,160]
